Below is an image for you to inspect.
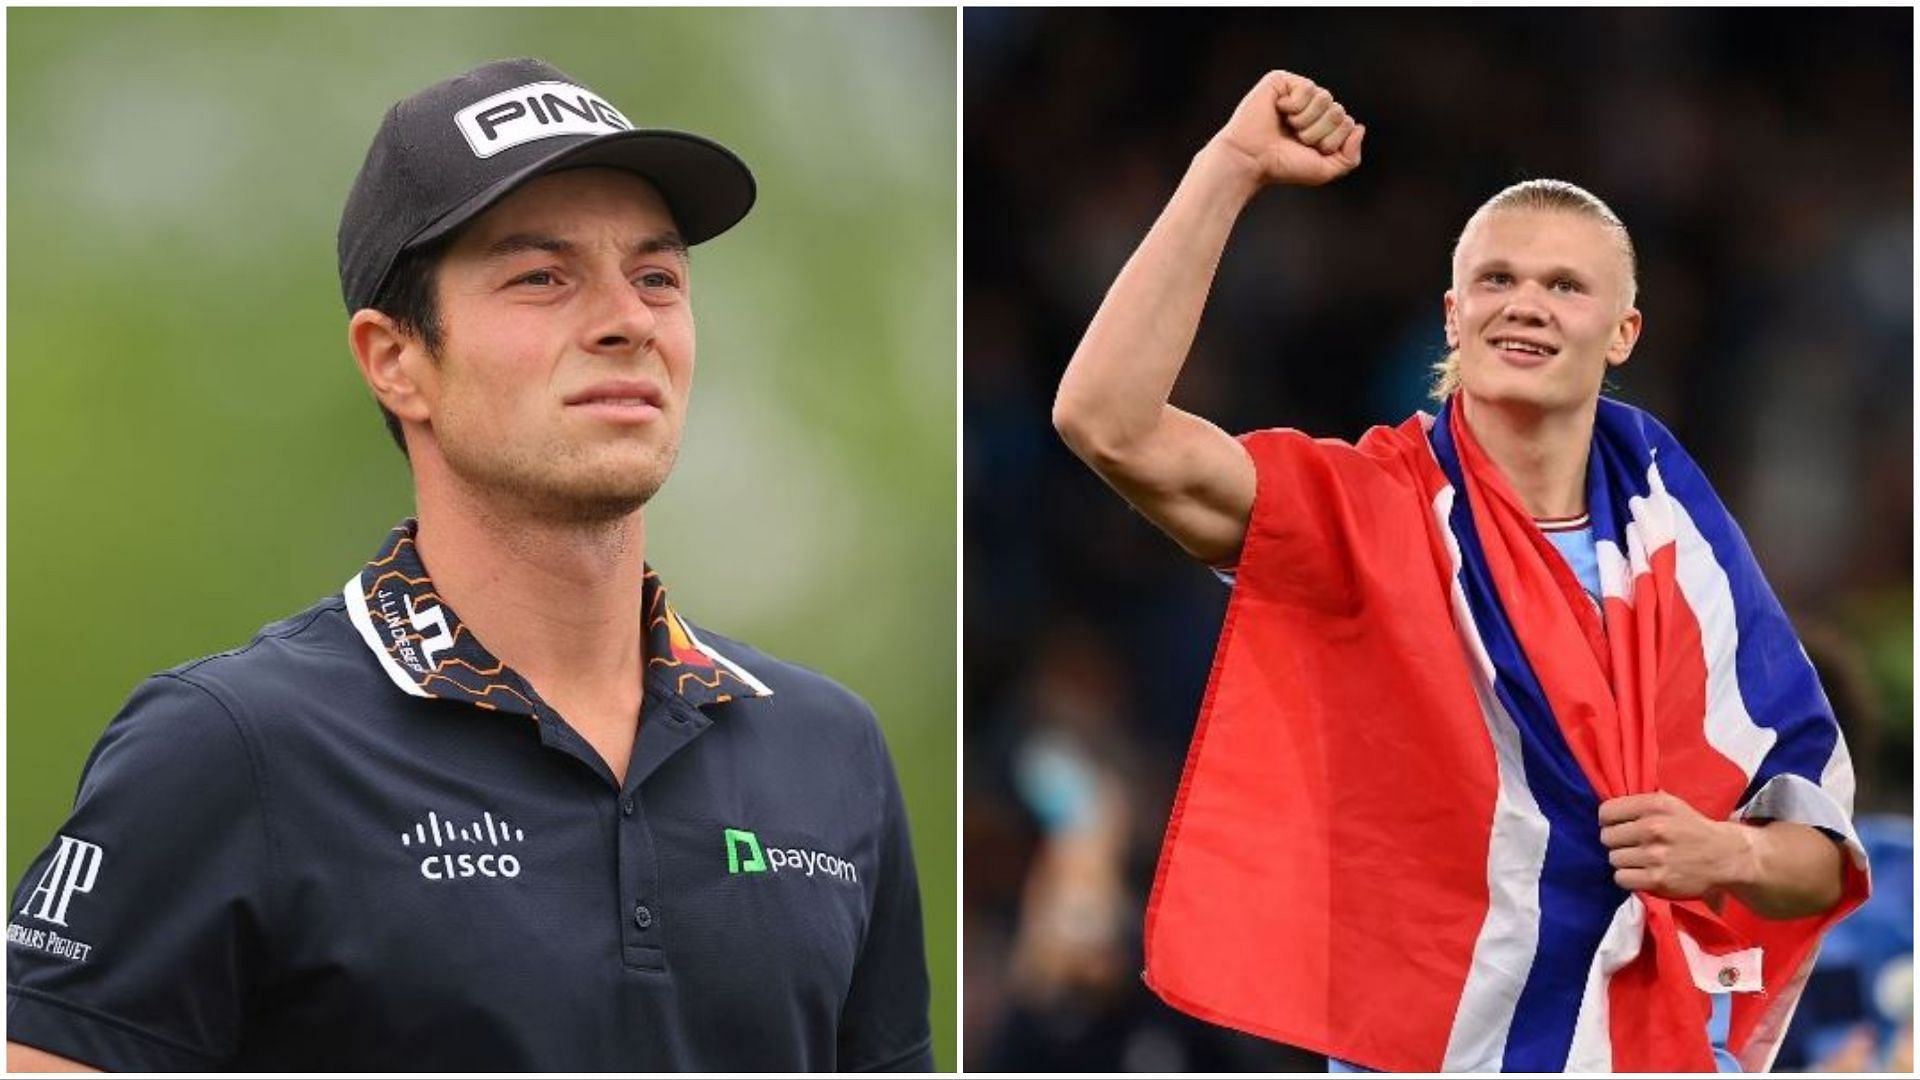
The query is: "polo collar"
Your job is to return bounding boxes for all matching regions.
[343,519,772,717]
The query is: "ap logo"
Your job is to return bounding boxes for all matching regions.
[21,836,104,927]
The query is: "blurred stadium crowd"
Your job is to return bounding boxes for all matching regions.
[963,8,1911,1072]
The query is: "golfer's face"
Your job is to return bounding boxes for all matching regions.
[421,168,697,520]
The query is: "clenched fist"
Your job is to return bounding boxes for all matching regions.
[1208,70,1366,188]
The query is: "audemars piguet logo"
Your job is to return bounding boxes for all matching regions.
[19,835,102,926]
[8,835,104,963]
[403,810,526,881]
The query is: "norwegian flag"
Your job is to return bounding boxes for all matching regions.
[1143,397,1869,1072]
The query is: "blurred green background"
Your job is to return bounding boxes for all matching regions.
[7,7,955,1067]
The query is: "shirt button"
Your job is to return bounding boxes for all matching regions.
[1717,966,1739,987]
[621,798,635,817]
[633,903,654,930]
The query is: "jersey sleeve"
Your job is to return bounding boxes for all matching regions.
[7,673,274,1070]
[834,717,934,1071]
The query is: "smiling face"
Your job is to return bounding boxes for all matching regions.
[1443,207,1641,415]
[407,167,695,523]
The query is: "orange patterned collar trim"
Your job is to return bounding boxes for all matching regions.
[344,519,770,715]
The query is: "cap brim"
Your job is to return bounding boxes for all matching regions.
[407,128,756,253]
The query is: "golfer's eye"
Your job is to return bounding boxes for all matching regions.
[636,270,681,290]
[513,269,560,287]
[1481,272,1512,287]
[1552,278,1583,293]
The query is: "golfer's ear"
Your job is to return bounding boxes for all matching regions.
[349,309,432,423]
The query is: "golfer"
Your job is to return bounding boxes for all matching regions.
[7,57,932,1072]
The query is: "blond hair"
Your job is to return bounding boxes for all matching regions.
[1430,179,1637,401]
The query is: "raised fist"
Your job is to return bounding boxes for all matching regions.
[1209,70,1366,188]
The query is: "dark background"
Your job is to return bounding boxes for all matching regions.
[963,8,1912,1071]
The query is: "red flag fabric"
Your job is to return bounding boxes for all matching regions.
[1143,398,1869,1071]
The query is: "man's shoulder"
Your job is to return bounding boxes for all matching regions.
[1234,412,1442,525]
[155,593,369,720]
[74,595,370,799]
[682,622,909,827]
[684,621,885,735]
[1239,412,1437,474]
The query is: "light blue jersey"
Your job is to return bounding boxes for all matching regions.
[1540,516,1602,603]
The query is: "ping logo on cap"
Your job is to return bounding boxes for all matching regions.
[454,80,633,159]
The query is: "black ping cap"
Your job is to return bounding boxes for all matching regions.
[337,57,756,313]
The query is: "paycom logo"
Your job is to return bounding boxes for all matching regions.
[724,827,857,884]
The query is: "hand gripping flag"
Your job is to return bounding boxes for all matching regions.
[1143,397,1869,1071]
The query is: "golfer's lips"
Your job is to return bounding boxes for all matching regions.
[564,379,665,420]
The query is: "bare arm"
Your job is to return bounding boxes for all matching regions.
[1052,71,1366,565]
[1599,792,1846,920]
[8,1042,102,1072]
[1721,819,1846,920]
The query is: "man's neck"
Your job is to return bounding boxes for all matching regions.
[1458,393,1595,520]
[411,481,649,712]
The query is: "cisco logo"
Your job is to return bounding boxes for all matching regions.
[401,810,525,881]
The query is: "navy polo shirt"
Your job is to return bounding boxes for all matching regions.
[7,520,933,1071]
